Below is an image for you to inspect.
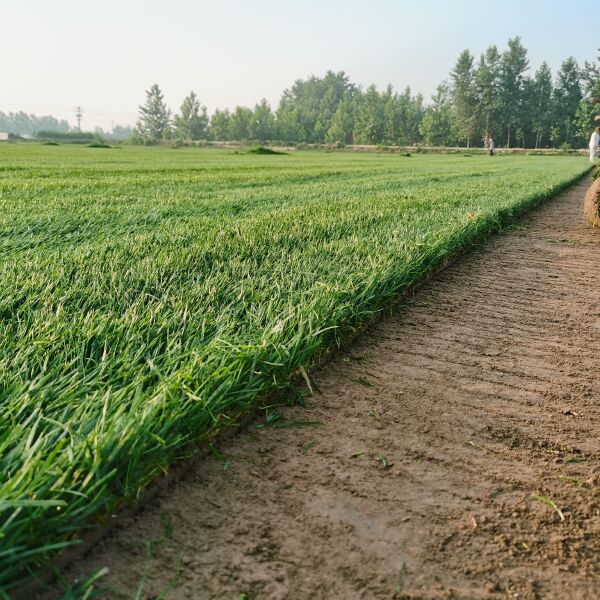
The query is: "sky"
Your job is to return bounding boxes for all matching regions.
[2,0,598,130]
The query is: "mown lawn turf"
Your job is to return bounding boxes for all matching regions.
[0,145,590,587]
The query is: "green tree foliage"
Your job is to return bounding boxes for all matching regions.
[475,45,501,139]
[135,84,171,143]
[249,99,276,142]
[173,91,209,141]
[530,63,554,148]
[450,50,478,147]
[326,97,355,144]
[498,37,529,147]
[420,83,455,146]
[398,87,425,145]
[209,109,231,141]
[0,111,70,136]
[5,38,595,148]
[111,125,134,140]
[117,40,592,148]
[228,106,253,141]
[574,55,600,142]
[382,84,400,144]
[353,85,385,144]
[276,71,355,143]
[351,85,425,146]
[553,57,582,146]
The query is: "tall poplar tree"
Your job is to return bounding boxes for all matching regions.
[450,50,477,147]
[249,99,276,142]
[530,63,554,148]
[209,109,231,141]
[326,97,355,144]
[135,84,171,143]
[553,57,582,146]
[173,92,208,141]
[475,45,501,140]
[574,54,600,144]
[353,85,385,144]
[499,37,529,148]
[419,83,455,146]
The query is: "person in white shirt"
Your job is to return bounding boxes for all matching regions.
[589,127,600,163]
[488,137,495,156]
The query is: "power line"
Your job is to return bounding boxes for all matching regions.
[2,102,137,119]
[74,106,83,131]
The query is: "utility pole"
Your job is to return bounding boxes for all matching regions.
[74,106,83,132]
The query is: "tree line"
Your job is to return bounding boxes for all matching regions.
[3,38,599,148]
[135,38,600,149]
[0,112,133,140]
[0,112,70,137]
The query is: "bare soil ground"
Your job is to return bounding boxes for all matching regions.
[52,177,600,599]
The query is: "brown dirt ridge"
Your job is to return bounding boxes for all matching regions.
[51,177,600,599]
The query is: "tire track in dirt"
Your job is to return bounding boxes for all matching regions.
[52,177,600,599]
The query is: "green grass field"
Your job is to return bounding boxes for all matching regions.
[0,144,590,588]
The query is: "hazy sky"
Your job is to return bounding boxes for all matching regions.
[2,0,598,130]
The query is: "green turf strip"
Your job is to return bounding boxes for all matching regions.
[0,144,590,587]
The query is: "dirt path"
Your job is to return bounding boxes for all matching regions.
[55,177,600,599]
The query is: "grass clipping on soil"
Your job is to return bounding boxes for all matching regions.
[584,177,600,226]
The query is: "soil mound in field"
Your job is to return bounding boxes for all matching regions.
[246,145,287,155]
[584,177,600,226]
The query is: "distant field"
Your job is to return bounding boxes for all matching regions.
[0,145,590,588]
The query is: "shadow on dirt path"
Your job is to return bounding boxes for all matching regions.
[50,177,600,599]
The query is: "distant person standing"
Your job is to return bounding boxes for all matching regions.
[488,137,495,156]
[589,127,600,163]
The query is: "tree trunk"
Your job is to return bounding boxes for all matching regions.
[506,123,511,149]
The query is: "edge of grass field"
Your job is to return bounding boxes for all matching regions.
[8,165,592,598]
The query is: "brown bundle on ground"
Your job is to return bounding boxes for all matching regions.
[584,177,600,226]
